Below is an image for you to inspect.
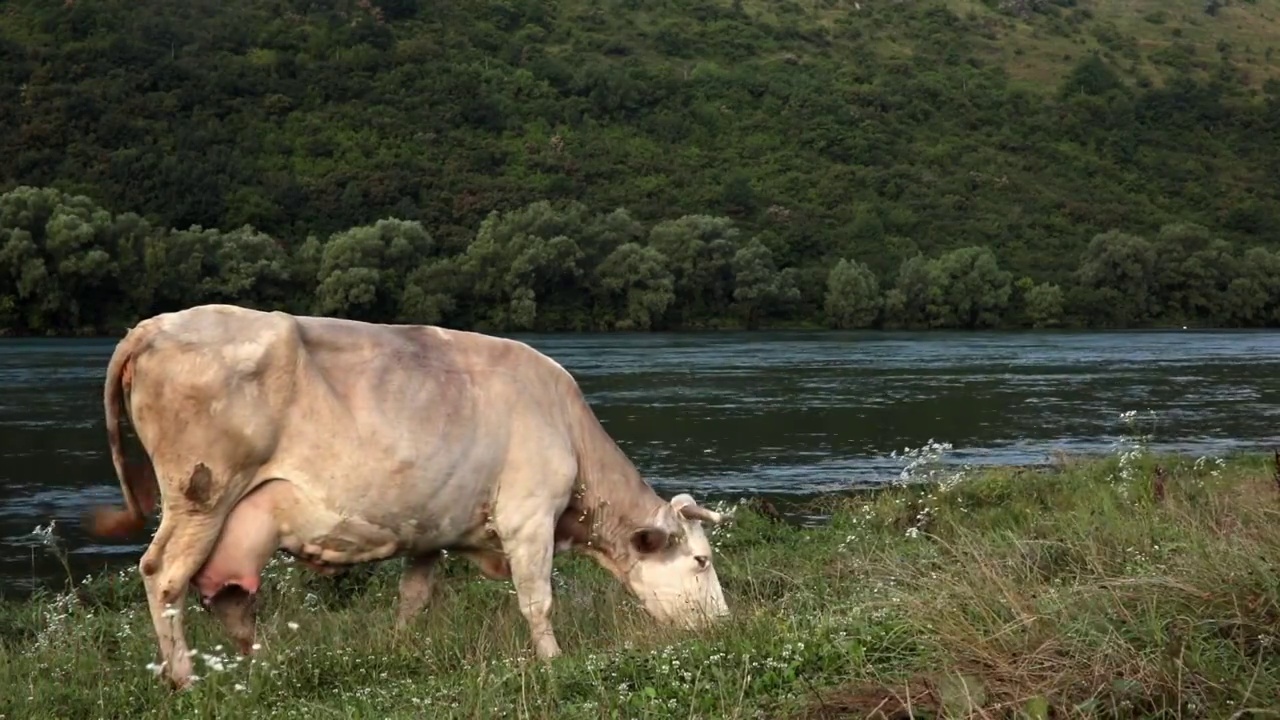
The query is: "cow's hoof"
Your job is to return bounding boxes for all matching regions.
[534,636,562,660]
[237,637,265,656]
[167,675,195,692]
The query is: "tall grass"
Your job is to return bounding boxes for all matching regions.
[3,430,1279,718]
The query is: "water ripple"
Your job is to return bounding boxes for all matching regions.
[4,330,1280,591]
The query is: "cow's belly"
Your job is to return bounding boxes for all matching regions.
[265,454,502,547]
[272,482,408,565]
[194,472,497,600]
[273,475,493,557]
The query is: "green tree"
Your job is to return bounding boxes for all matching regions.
[885,254,945,329]
[1175,237,1239,326]
[730,237,799,329]
[1152,222,1215,322]
[314,218,436,321]
[931,246,1012,329]
[399,258,464,327]
[594,243,675,330]
[201,225,293,309]
[458,201,588,331]
[1070,230,1159,328]
[824,258,881,329]
[1015,278,1066,329]
[648,215,740,326]
[1222,247,1280,326]
[0,186,124,333]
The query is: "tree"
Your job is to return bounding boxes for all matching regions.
[1071,230,1159,327]
[399,258,464,326]
[201,225,293,309]
[1222,247,1280,326]
[594,243,675,330]
[885,254,945,328]
[931,246,1012,329]
[458,201,589,331]
[648,215,740,326]
[1014,277,1065,329]
[0,186,125,333]
[730,238,799,329]
[824,258,881,329]
[314,218,436,321]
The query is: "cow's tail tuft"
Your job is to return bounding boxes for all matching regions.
[85,322,160,539]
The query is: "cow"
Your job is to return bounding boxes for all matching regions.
[84,304,730,689]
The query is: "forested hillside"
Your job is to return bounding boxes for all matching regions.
[2,0,1280,334]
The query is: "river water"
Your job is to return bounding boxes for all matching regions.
[3,329,1279,595]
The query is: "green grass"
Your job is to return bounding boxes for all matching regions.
[941,0,1280,91]
[4,441,1280,718]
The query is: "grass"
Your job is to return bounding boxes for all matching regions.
[940,0,1280,91]
[3,434,1280,718]
[736,0,1280,92]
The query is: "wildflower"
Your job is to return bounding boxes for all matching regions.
[30,521,58,547]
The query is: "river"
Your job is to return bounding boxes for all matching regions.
[3,329,1279,596]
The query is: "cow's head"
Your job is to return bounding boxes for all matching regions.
[621,493,729,628]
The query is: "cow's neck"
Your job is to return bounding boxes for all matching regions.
[556,427,667,580]
[553,387,680,580]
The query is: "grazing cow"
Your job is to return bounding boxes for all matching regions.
[85,304,729,689]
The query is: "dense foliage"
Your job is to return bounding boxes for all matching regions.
[2,0,1280,334]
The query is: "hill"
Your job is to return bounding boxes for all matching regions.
[2,0,1280,334]
[947,0,1280,91]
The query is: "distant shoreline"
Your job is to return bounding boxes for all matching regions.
[0,321,1257,341]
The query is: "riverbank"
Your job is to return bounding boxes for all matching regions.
[0,321,1254,340]
[3,448,1279,718]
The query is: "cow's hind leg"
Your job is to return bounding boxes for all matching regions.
[394,549,513,630]
[207,586,258,656]
[191,479,295,657]
[395,552,441,630]
[139,509,227,689]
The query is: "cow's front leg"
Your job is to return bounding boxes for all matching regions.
[495,518,561,659]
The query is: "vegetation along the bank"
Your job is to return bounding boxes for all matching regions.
[5,429,1280,717]
[4,0,1280,334]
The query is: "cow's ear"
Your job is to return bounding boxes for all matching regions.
[631,527,670,555]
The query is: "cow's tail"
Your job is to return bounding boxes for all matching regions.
[86,321,160,539]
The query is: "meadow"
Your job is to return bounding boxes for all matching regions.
[3,423,1279,719]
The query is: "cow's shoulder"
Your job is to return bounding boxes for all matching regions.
[290,316,463,373]
[426,327,576,384]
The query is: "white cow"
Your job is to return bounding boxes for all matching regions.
[86,304,729,689]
